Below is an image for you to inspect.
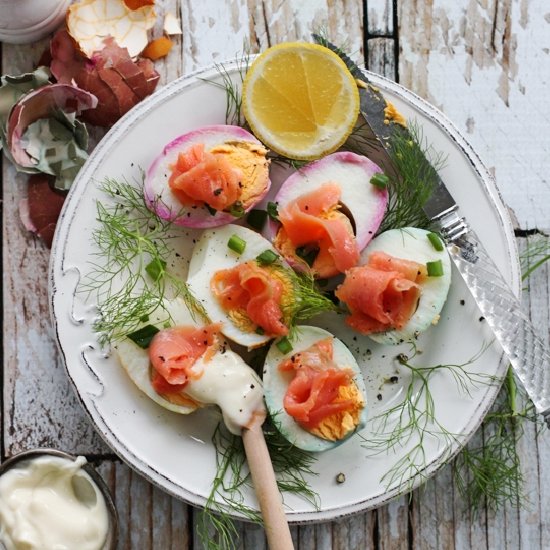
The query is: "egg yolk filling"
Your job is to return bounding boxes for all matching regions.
[211,261,291,337]
[168,141,269,213]
[275,182,359,279]
[148,324,221,406]
[279,337,365,441]
[335,251,427,334]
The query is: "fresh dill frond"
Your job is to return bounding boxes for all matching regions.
[378,121,446,233]
[364,342,497,493]
[203,48,251,127]
[276,266,338,339]
[81,175,206,345]
[453,368,539,513]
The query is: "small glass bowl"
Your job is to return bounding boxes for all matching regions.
[0,448,119,550]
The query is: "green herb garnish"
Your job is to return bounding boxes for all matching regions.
[126,324,160,348]
[246,208,268,231]
[256,249,278,266]
[267,201,279,221]
[81,175,206,345]
[427,231,444,251]
[370,173,389,189]
[276,337,293,354]
[426,259,444,277]
[227,234,246,254]
[229,201,245,218]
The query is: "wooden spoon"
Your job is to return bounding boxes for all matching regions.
[242,411,294,550]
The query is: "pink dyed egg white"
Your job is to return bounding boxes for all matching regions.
[269,151,388,268]
[144,125,271,228]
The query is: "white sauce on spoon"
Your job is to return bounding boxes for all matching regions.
[0,455,109,550]
[186,348,266,435]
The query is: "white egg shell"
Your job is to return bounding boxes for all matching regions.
[363,227,452,345]
[187,224,289,349]
[114,298,199,415]
[263,326,368,452]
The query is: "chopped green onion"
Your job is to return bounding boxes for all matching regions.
[229,201,245,218]
[227,234,246,254]
[427,232,444,251]
[296,245,319,267]
[205,204,217,216]
[163,321,171,329]
[139,314,150,323]
[246,208,268,231]
[255,327,265,335]
[370,173,389,189]
[276,337,293,354]
[267,201,279,221]
[426,259,444,277]
[127,324,160,348]
[145,258,166,282]
[256,249,278,266]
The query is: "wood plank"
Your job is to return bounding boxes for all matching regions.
[1,38,107,455]
[366,0,394,35]
[377,496,409,550]
[396,1,550,230]
[367,37,396,78]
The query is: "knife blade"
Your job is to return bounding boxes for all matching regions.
[314,35,550,426]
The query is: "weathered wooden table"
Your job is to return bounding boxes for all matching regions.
[2,1,549,548]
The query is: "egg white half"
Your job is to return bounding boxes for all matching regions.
[187,224,290,349]
[360,227,452,345]
[263,326,368,452]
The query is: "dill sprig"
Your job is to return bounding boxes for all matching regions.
[197,419,319,550]
[82,175,206,345]
[364,343,497,493]
[204,49,251,126]
[378,121,446,233]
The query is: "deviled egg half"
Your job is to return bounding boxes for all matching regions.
[145,125,270,228]
[186,224,296,349]
[115,298,265,435]
[336,227,452,345]
[270,151,388,278]
[263,326,368,452]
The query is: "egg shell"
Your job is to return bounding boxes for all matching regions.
[267,152,388,250]
[362,227,452,345]
[114,297,200,415]
[187,224,290,349]
[263,326,368,452]
[144,125,270,228]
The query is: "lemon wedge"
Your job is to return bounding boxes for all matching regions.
[242,42,360,160]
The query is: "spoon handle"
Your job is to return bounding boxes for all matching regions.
[242,414,294,550]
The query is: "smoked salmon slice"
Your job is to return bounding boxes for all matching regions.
[277,182,359,278]
[168,143,241,211]
[336,251,426,334]
[148,324,221,387]
[211,261,289,337]
[279,338,357,431]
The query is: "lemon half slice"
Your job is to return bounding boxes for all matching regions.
[242,42,360,160]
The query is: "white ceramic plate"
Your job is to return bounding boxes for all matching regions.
[49,61,520,522]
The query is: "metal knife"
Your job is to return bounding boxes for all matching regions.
[314,35,550,426]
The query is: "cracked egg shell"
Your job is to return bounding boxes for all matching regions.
[362,227,452,345]
[145,125,271,228]
[263,326,368,452]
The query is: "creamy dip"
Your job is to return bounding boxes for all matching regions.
[0,455,109,550]
[186,348,266,435]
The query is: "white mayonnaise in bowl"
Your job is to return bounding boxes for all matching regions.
[0,448,118,550]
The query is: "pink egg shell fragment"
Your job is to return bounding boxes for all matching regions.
[144,124,271,228]
[271,151,388,251]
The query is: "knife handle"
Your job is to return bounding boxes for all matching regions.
[437,208,550,427]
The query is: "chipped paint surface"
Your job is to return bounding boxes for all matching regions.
[399,0,550,229]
